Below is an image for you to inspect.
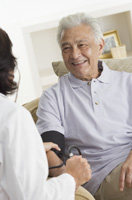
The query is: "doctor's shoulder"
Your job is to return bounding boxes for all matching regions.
[0,96,32,126]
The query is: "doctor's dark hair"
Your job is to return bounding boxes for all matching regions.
[0,28,18,95]
[57,12,103,46]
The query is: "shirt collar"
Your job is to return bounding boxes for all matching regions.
[97,61,111,84]
[68,72,87,88]
[68,60,111,88]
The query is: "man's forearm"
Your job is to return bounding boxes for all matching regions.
[46,150,66,177]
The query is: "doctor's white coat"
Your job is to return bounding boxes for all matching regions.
[0,93,75,200]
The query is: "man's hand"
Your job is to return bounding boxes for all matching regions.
[66,155,92,190]
[44,142,61,152]
[119,150,132,191]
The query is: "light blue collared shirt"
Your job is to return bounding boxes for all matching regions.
[36,62,132,195]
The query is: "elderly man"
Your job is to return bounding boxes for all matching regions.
[36,12,132,200]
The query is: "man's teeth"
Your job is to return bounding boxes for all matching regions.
[73,60,85,64]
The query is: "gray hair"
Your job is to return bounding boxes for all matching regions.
[57,12,103,46]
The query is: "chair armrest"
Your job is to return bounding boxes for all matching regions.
[23,98,40,123]
[75,186,95,200]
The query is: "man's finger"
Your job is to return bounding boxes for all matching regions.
[126,174,132,188]
[119,169,125,191]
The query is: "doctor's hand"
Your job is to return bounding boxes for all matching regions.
[65,155,92,190]
[119,150,132,191]
[44,142,61,152]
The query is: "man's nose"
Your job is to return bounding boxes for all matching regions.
[71,47,81,59]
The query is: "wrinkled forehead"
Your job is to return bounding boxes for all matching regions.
[60,24,95,46]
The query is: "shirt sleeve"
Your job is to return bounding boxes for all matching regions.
[36,89,64,135]
[1,106,75,200]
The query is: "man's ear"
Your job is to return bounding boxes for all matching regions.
[98,38,105,56]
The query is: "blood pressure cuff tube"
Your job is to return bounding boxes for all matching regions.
[41,131,65,156]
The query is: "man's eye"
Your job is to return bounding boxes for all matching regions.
[79,43,88,48]
[62,47,71,52]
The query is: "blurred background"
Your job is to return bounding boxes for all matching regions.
[0,0,132,104]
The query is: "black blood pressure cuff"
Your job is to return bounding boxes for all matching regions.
[41,131,65,155]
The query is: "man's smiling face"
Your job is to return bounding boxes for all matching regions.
[60,24,104,81]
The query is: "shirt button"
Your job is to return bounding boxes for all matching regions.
[95,102,99,105]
